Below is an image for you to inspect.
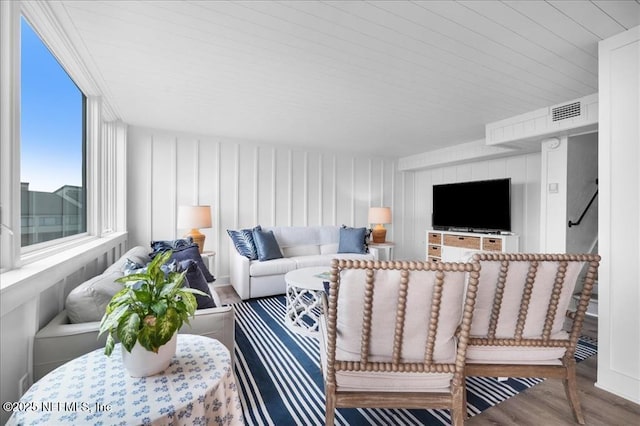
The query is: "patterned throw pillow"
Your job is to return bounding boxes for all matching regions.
[149,237,196,255]
[227,226,261,260]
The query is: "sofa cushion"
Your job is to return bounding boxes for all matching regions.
[320,243,339,255]
[253,228,284,261]
[179,259,216,309]
[338,226,368,254]
[249,257,297,277]
[282,244,321,258]
[104,245,150,274]
[267,226,340,249]
[66,270,124,324]
[227,227,260,260]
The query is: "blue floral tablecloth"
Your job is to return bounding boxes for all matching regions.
[7,334,243,425]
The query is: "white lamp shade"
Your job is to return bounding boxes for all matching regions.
[368,207,392,224]
[177,205,212,229]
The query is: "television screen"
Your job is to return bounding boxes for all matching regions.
[432,178,511,232]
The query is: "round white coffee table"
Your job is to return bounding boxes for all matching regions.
[284,266,332,336]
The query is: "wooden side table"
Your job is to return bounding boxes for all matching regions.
[368,242,395,261]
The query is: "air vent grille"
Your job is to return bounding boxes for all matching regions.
[552,102,581,122]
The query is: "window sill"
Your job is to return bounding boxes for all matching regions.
[0,232,128,316]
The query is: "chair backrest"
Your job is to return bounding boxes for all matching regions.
[470,253,600,357]
[324,258,480,388]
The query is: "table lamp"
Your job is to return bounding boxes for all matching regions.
[368,207,392,243]
[177,205,212,253]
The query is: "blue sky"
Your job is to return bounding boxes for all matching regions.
[21,17,84,193]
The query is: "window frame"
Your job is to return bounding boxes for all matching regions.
[1,1,126,272]
[19,20,89,251]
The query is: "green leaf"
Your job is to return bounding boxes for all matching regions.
[99,303,130,335]
[117,312,140,353]
[180,292,198,315]
[133,288,152,304]
[159,282,180,298]
[115,273,150,284]
[151,300,168,317]
[137,324,157,353]
[104,334,115,356]
[156,308,179,344]
[179,287,210,297]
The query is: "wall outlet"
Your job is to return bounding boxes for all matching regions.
[18,373,31,397]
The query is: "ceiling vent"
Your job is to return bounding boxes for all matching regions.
[551,101,581,122]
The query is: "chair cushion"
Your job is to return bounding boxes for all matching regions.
[335,268,464,363]
[465,332,569,365]
[471,259,583,338]
[319,316,453,392]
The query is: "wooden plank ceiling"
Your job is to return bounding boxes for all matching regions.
[51,0,640,157]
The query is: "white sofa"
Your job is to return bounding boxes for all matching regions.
[229,226,375,300]
[33,246,235,381]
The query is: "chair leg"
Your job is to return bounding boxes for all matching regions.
[451,385,465,426]
[563,360,585,424]
[462,379,469,420]
[325,385,336,426]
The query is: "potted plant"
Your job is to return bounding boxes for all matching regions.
[98,250,207,377]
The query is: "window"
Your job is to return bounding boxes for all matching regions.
[20,17,86,247]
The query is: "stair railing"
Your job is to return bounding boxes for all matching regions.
[568,179,598,228]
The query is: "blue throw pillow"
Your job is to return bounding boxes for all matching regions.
[167,245,215,283]
[178,260,216,309]
[338,226,368,254]
[227,226,261,260]
[252,228,283,261]
[150,237,196,255]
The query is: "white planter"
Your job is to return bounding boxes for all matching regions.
[121,333,177,377]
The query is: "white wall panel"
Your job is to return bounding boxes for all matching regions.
[127,126,398,282]
[406,151,541,261]
[597,26,640,403]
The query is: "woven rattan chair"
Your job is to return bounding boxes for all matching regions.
[465,253,600,424]
[319,259,480,426]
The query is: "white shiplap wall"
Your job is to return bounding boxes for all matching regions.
[127,125,541,281]
[404,152,542,258]
[127,126,399,282]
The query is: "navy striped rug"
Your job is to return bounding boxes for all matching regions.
[233,296,597,425]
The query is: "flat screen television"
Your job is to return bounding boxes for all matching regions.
[432,178,511,233]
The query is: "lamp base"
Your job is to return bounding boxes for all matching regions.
[371,225,387,244]
[185,229,206,253]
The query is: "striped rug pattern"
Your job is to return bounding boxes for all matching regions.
[233,296,597,426]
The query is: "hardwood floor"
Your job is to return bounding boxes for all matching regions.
[468,316,640,426]
[216,288,640,425]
